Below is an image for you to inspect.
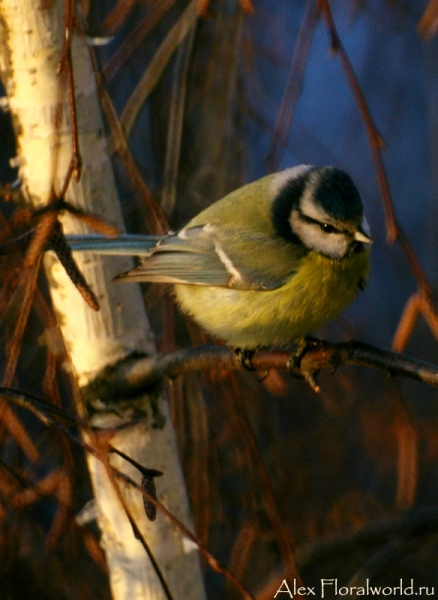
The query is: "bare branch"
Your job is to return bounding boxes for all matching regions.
[255,507,438,598]
[268,0,320,171]
[57,0,82,182]
[0,385,256,600]
[90,341,438,399]
[119,0,199,137]
[101,0,176,80]
[317,0,438,351]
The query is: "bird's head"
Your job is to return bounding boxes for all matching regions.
[272,166,371,259]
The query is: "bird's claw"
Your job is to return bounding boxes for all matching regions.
[293,336,324,365]
[289,337,326,392]
[234,348,257,371]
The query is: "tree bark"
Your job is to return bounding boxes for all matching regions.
[0,1,206,598]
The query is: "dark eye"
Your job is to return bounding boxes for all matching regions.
[320,223,336,233]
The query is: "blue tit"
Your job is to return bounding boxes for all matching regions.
[67,165,371,349]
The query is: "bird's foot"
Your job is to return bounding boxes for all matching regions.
[234,348,257,371]
[289,337,326,392]
[234,347,271,381]
[293,336,324,364]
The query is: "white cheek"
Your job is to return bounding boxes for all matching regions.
[290,212,349,258]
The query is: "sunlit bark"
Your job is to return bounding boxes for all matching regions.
[0,1,205,598]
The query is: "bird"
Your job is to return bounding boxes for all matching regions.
[67,165,371,349]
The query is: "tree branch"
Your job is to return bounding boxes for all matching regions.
[0,385,256,600]
[255,507,438,598]
[90,340,438,398]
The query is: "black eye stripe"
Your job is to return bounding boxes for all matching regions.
[300,213,342,234]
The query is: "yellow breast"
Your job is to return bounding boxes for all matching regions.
[174,250,370,348]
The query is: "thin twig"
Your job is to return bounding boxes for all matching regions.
[117,469,256,600]
[97,82,169,233]
[98,438,175,600]
[102,0,176,81]
[0,261,42,462]
[0,385,256,600]
[313,506,438,562]
[0,387,174,598]
[161,24,197,215]
[58,0,82,182]
[343,519,435,599]
[119,0,199,137]
[100,0,136,35]
[259,506,438,587]
[49,221,100,310]
[268,0,320,171]
[317,0,395,238]
[222,376,304,587]
[0,202,113,311]
[317,0,438,347]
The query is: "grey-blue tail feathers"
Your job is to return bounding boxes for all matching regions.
[66,234,160,256]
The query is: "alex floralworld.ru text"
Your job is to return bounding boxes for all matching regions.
[273,578,435,597]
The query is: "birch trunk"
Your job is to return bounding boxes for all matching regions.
[0,1,206,599]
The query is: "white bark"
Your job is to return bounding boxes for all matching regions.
[0,1,206,599]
